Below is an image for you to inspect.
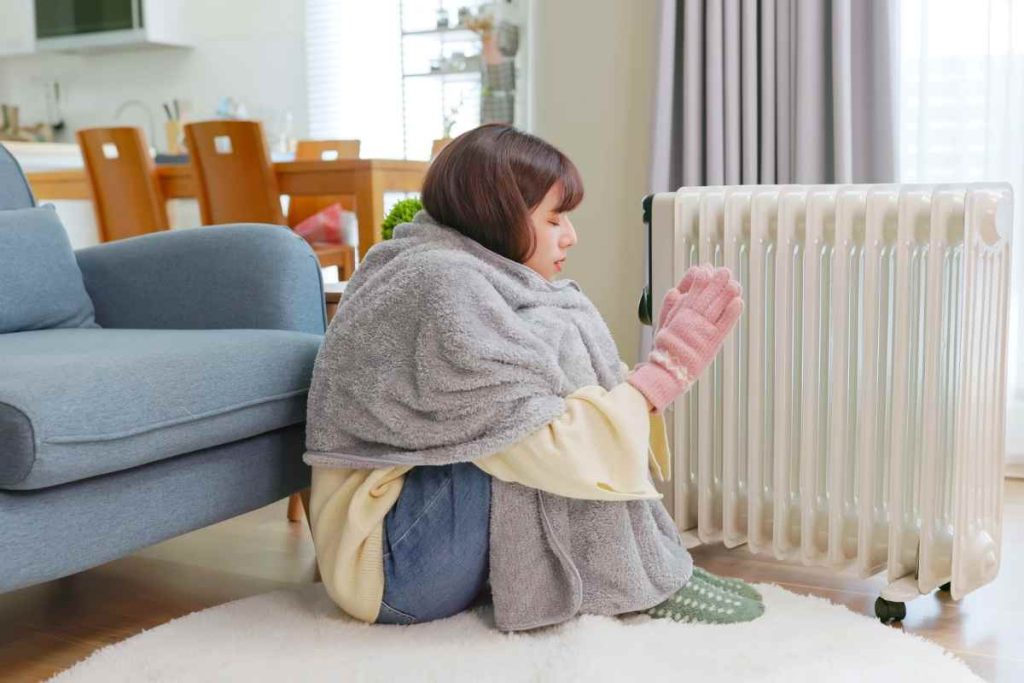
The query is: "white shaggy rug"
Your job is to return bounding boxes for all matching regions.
[50,583,979,682]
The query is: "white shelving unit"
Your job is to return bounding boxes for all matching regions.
[396,0,524,160]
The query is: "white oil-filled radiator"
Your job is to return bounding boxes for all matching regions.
[640,184,1013,621]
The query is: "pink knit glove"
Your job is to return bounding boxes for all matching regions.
[628,265,744,414]
[656,263,713,329]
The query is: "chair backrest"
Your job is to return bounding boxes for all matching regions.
[76,127,169,242]
[0,142,36,210]
[431,138,452,160]
[286,139,360,226]
[184,120,285,226]
[296,139,361,162]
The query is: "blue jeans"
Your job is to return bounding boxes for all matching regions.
[378,462,492,625]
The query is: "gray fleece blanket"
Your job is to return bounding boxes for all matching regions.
[304,211,691,631]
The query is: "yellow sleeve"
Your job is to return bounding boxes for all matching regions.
[619,359,672,482]
[309,464,413,624]
[473,381,671,501]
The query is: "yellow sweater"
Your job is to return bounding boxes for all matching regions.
[308,380,671,624]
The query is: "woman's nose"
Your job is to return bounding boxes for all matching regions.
[562,218,577,247]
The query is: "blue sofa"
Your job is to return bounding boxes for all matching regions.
[0,143,325,592]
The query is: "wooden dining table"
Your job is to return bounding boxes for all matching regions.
[25,159,430,260]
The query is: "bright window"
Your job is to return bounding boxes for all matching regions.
[897,0,1024,431]
[306,0,405,158]
[306,0,499,160]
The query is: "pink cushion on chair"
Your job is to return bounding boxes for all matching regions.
[293,203,344,244]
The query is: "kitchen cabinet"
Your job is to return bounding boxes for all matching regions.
[0,0,191,56]
[34,0,191,52]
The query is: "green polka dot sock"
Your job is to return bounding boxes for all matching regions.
[691,566,762,603]
[645,574,764,625]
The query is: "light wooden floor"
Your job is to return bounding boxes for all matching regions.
[2,481,1022,682]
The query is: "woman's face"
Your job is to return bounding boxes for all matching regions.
[523,182,578,281]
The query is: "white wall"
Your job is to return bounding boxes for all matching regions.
[528,0,659,363]
[0,0,307,152]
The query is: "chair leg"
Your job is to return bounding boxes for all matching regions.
[287,492,305,522]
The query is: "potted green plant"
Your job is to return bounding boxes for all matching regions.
[381,197,422,240]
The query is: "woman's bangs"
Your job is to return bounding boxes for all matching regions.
[554,161,584,212]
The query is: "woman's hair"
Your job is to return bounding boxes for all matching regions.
[421,124,584,263]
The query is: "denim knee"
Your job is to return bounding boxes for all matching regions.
[379,462,491,624]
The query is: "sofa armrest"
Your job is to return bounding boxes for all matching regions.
[75,225,327,334]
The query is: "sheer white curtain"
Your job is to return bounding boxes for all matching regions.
[897,0,1024,463]
[306,0,404,158]
[306,0,492,161]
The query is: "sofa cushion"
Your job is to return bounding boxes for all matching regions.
[0,205,98,333]
[0,328,323,490]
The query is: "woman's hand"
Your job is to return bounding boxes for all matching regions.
[629,265,743,414]
[657,263,713,329]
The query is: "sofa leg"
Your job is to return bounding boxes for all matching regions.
[287,492,305,522]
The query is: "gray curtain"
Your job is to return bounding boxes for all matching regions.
[649,0,896,192]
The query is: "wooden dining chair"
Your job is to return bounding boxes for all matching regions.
[76,127,169,242]
[183,120,354,277]
[286,139,361,226]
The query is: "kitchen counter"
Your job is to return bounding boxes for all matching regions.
[2,141,84,172]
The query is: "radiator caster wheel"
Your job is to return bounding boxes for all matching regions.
[875,597,906,623]
[938,582,951,593]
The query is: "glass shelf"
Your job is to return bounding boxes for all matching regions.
[404,70,482,80]
[401,26,479,39]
